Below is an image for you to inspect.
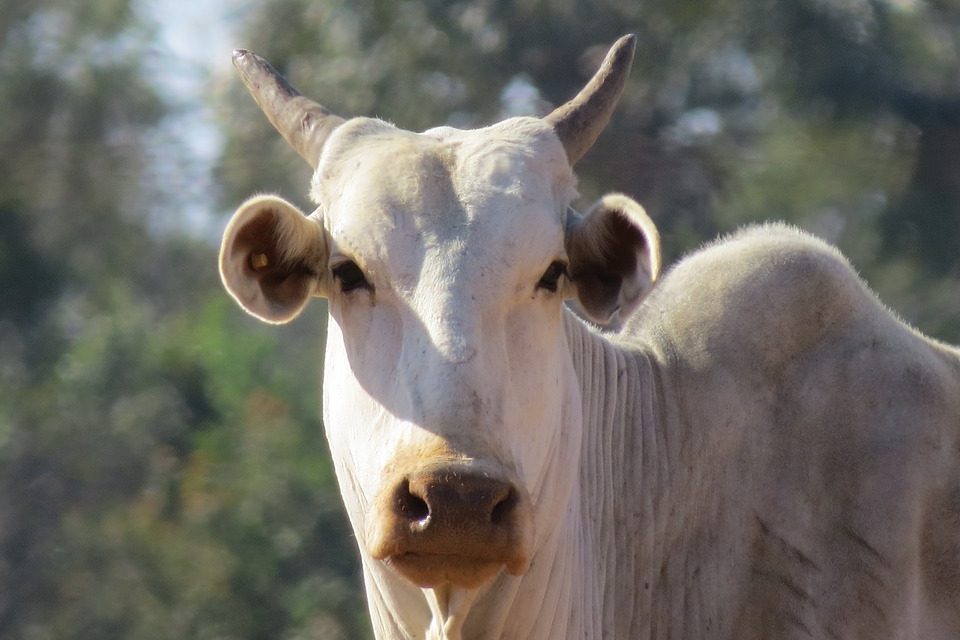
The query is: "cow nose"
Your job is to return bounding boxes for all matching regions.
[372,464,533,588]
[393,469,517,532]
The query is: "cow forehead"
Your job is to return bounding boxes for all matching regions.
[310,116,576,278]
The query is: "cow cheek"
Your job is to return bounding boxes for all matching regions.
[322,312,405,520]
[503,308,569,495]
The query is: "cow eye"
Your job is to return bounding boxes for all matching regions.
[536,260,567,293]
[331,260,371,293]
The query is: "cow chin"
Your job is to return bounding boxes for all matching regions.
[385,551,526,590]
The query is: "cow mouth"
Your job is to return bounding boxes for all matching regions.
[384,551,526,589]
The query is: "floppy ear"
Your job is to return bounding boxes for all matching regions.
[565,193,661,325]
[219,195,328,324]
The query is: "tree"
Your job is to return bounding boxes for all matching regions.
[0,2,367,638]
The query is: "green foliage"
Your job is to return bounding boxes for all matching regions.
[2,287,367,638]
[0,2,365,638]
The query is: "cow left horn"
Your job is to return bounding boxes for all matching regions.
[544,34,637,165]
[232,50,345,169]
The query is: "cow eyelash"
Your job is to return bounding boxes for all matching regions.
[536,260,568,293]
[331,260,372,293]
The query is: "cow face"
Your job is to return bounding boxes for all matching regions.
[219,36,659,600]
[316,116,578,591]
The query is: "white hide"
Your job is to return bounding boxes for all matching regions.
[221,115,960,638]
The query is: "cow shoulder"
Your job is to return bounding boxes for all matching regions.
[630,222,960,491]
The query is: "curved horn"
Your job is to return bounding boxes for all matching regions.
[544,34,637,165]
[232,50,345,169]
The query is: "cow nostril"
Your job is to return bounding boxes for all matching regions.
[395,479,430,523]
[490,487,517,526]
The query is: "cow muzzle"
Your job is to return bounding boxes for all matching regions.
[369,464,533,589]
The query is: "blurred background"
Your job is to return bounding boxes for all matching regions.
[2,0,959,637]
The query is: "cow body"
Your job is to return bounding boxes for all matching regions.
[219,37,960,639]
[562,226,960,639]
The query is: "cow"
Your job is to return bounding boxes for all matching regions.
[218,35,960,639]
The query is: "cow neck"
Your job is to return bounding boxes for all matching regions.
[562,311,679,638]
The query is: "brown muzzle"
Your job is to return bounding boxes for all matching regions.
[370,464,533,589]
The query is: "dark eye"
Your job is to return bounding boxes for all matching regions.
[331,261,371,293]
[536,260,567,293]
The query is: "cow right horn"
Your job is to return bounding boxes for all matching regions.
[544,34,637,166]
[232,50,345,169]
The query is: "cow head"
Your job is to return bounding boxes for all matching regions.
[219,35,659,631]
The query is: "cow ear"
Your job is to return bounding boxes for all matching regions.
[565,193,661,325]
[219,195,328,324]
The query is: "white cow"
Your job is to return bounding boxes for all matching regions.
[219,36,960,639]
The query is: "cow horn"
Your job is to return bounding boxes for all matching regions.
[232,49,345,169]
[544,34,637,165]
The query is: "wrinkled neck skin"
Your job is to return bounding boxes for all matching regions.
[346,310,669,639]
